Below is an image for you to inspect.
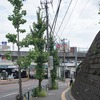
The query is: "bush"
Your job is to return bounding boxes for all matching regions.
[31,87,47,97]
[31,87,39,97]
[38,90,47,97]
[52,82,58,90]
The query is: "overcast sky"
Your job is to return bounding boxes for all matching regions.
[0,0,100,51]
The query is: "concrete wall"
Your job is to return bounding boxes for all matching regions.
[72,31,100,100]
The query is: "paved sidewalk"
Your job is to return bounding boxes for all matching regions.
[34,81,68,100]
[33,79,76,100]
[33,79,75,100]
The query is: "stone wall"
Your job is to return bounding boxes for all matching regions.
[71,31,100,100]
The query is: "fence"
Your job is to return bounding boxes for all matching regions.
[16,84,49,100]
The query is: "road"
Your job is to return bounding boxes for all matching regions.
[0,79,47,100]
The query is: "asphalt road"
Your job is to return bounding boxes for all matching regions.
[0,79,47,100]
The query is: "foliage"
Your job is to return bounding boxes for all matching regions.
[6,0,27,69]
[31,9,47,91]
[6,33,17,43]
[8,0,27,29]
[34,87,40,97]
[4,51,12,60]
[51,81,58,89]
[49,36,60,89]
[21,8,47,91]
[32,87,47,97]
[38,90,47,97]
[7,0,26,47]
[20,55,31,69]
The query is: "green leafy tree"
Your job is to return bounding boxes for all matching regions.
[6,0,27,99]
[6,33,17,61]
[6,33,17,50]
[31,9,48,91]
[22,8,48,91]
[49,36,60,89]
[4,51,12,60]
[7,0,26,47]
[20,55,31,78]
[6,0,27,64]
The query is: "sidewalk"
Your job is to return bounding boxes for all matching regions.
[33,79,75,100]
[34,80,68,100]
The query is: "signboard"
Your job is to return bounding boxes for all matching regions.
[2,41,7,46]
[56,43,69,52]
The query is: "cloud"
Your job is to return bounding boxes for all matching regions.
[54,0,100,49]
[0,0,100,51]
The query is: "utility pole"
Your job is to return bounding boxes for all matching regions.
[61,39,66,80]
[74,47,77,77]
[40,0,53,88]
[74,47,77,67]
[45,0,49,51]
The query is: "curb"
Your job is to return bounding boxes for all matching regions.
[68,88,76,100]
[61,87,70,100]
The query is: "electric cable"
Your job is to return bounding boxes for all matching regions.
[67,0,90,38]
[56,0,73,35]
[50,0,62,35]
[61,0,79,34]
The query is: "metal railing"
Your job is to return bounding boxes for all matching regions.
[16,84,49,100]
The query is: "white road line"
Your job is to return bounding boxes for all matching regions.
[0,92,18,99]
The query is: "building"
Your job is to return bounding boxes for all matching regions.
[0,47,87,79]
[57,47,88,78]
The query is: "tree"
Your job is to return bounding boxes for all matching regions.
[49,36,60,89]
[6,33,17,51]
[22,8,48,91]
[4,51,12,60]
[20,55,31,78]
[6,0,27,99]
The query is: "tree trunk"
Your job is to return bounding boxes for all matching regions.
[27,67,30,79]
[39,79,42,91]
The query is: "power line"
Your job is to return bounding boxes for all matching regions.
[67,0,90,38]
[61,0,79,34]
[48,23,61,42]
[54,0,90,46]
[50,0,55,14]
[49,0,62,36]
[56,0,73,35]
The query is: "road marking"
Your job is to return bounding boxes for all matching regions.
[61,87,70,100]
[0,92,18,99]
[48,93,55,96]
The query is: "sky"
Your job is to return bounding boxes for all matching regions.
[0,0,100,51]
